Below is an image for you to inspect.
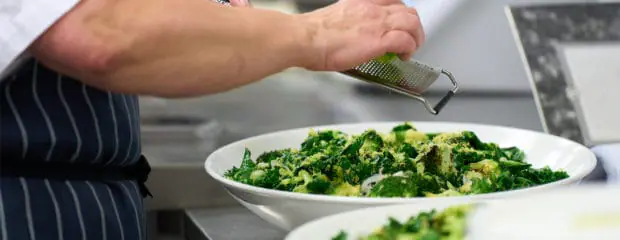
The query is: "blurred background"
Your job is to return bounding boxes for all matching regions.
[141,0,614,239]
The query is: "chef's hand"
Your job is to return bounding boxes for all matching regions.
[301,0,425,71]
[229,0,252,7]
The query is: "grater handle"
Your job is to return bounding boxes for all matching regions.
[433,90,455,114]
[424,69,458,115]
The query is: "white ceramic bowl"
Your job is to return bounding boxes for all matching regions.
[467,184,620,240]
[285,184,620,240]
[205,121,597,231]
[285,200,474,240]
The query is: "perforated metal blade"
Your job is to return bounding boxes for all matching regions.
[341,57,459,115]
[214,0,232,6]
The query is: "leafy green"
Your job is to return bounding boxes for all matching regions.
[375,53,399,63]
[224,122,570,198]
[332,231,348,240]
[369,176,419,198]
[334,205,473,240]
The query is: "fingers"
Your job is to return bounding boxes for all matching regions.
[381,31,417,60]
[385,12,421,42]
[229,0,252,7]
[407,8,425,46]
[384,6,425,52]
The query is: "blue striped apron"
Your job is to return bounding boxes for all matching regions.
[0,59,150,240]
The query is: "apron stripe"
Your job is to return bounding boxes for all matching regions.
[105,185,125,240]
[49,179,83,240]
[120,183,142,240]
[32,63,57,162]
[0,178,30,239]
[128,182,147,239]
[82,85,104,163]
[19,178,37,240]
[132,98,142,163]
[57,74,83,163]
[88,182,123,240]
[66,181,87,240]
[28,178,60,240]
[4,78,28,158]
[107,92,120,166]
[0,186,6,240]
[120,96,135,166]
[44,179,64,240]
[86,182,107,240]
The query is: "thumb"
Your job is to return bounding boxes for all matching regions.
[229,0,252,7]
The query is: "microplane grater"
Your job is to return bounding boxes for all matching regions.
[343,57,459,115]
[213,0,458,115]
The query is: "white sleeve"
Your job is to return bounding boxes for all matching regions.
[0,0,80,80]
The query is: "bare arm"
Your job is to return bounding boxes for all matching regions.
[30,0,314,97]
[30,0,424,98]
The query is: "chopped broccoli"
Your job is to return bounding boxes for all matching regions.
[306,174,332,194]
[224,122,570,198]
[392,123,416,132]
[500,147,526,162]
[332,231,348,240]
[368,176,419,198]
[332,182,361,196]
[516,166,569,185]
[432,132,467,145]
[224,148,256,185]
[386,122,428,146]
[469,159,500,177]
[360,130,385,153]
[499,158,532,172]
[414,144,457,176]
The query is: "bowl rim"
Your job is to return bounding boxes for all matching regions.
[205,121,597,204]
[285,184,619,240]
[284,200,478,240]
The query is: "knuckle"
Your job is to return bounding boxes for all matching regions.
[361,5,383,19]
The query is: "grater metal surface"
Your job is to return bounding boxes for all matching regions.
[213,0,458,115]
[214,0,231,6]
[342,57,458,115]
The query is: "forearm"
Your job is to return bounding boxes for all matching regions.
[30,0,315,97]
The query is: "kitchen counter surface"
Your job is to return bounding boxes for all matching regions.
[184,207,286,240]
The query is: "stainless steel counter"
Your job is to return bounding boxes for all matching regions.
[184,207,286,240]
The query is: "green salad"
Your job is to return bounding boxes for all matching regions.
[332,205,472,240]
[224,122,569,197]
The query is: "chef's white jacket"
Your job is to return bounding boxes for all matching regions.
[0,0,79,80]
